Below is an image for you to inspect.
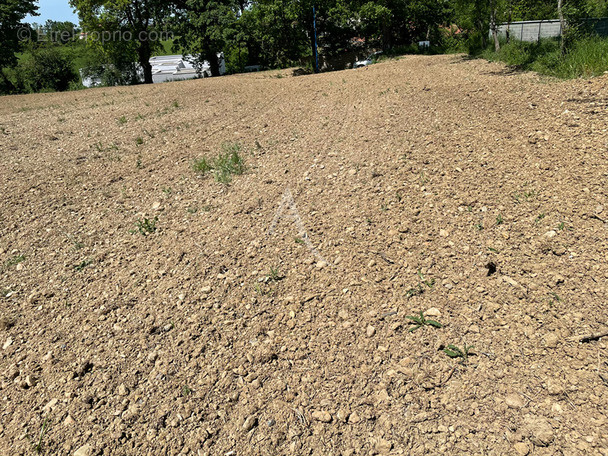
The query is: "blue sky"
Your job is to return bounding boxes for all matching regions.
[25,0,80,25]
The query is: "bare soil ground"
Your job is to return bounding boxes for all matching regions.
[1,54,608,456]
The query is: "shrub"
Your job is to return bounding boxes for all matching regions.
[481,35,608,79]
[16,45,78,92]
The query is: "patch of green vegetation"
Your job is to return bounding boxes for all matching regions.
[513,189,536,203]
[3,255,25,270]
[118,115,127,125]
[94,142,119,154]
[28,418,50,454]
[481,36,608,79]
[496,214,503,225]
[136,136,144,146]
[444,343,474,364]
[267,267,282,282]
[406,271,435,298]
[132,216,158,236]
[406,311,442,332]
[74,259,93,272]
[254,282,275,296]
[193,142,246,184]
[548,292,561,307]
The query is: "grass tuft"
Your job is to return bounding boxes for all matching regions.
[193,142,246,184]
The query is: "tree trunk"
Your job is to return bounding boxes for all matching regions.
[506,0,512,43]
[138,41,153,84]
[478,18,487,48]
[206,51,220,76]
[558,0,566,54]
[490,0,500,52]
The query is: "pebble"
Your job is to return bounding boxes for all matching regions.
[505,393,524,409]
[424,307,441,318]
[513,442,530,455]
[64,415,75,426]
[439,229,449,237]
[73,444,93,456]
[201,286,212,294]
[546,380,565,395]
[24,375,37,388]
[118,384,129,396]
[242,415,258,431]
[544,230,557,238]
[2,337,13,350]
[316,260,328,269]
[152,201,163,211]
[336,409,350,422]
[312,410,332,423]
[43,398,58,413]
[366,325,376,337]
[348,411,361,424]
[544,332,559,348]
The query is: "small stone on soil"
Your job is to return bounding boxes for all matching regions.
[312,410,332,423]
[424,307,441,318]
[242,415,258,431]
[73,444,93,456]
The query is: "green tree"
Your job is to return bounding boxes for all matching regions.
[240,0,309,68]
[0,0,38,68]
[40,20,79,44]
[173,0,239,76]
[15,45,79,92]
[70,0,176,83]
[0,0,38,93]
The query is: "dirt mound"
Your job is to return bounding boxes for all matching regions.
[1,55,608,455]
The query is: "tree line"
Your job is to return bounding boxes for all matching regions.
[1,0,607,94]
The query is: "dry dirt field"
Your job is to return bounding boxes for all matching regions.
[1,54,608,456]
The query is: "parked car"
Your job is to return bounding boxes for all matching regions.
[353,51,383,68]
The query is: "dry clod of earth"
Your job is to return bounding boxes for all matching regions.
[1,54,608,455]
[311,410,332,423]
